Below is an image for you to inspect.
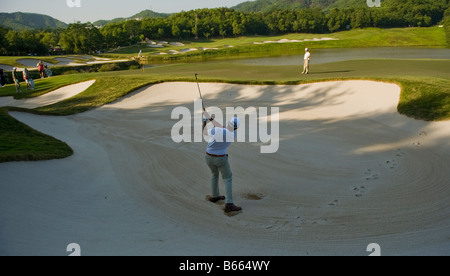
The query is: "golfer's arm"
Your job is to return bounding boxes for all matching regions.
[203,122,209,136]
[210,119,223,129]
[203,111,223,128]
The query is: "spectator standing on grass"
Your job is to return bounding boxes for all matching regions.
[12,68,21,93]
[0,69,6,88]
[22,67,32,90]
[37,60,45,78]
[45,65,53,78]
[302,48,311,75]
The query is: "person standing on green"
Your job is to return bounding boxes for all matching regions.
[22,67,32,90]
[302,48,311,75]
[37,60,45,79]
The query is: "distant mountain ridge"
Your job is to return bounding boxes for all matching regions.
[93,9,171,26]
[0,12,68,30]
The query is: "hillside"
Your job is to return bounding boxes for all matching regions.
[327,0,369,9]
[232,0,339,12]
[93,9,171,26]
[0,12,67,30]
[233,0,450,12]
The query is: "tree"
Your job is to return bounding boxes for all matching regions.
[445,7,450,45]
[172,24,181,39]
[0,27,9,55]
[40,31,58,50]
[6,31,25,56]
[60,23,104,54]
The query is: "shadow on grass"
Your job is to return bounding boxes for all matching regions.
[398,93,450,121]
[307,70,354,74]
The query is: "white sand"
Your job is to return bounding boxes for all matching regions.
[0,80,96,109]
[0,64,15,71]
[259,37,338,44]
[53,57,85,67]
[17,59,53,69]
[10,57,130,70]
[1,80,449,256]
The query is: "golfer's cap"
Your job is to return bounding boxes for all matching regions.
[305,48,309,51]
[13,67,17,70]
[228,117,240,129]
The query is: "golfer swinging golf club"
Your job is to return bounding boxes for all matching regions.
[203,111,242,213]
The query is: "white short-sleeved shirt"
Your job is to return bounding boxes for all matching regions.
[304,52,311,60]
[206,127,236,155]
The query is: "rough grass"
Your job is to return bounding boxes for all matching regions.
[0,107,73,162]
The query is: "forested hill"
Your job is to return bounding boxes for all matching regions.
[232,0,449,12]
[234,0,329,12]
[93,10,171,27]
[233,0,359,12]
[0,12,67,31]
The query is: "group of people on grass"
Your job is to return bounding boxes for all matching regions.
[0,60,53,93]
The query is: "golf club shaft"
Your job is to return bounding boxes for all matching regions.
[195,73,206,111]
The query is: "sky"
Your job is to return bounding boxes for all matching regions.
[1,0,250,24]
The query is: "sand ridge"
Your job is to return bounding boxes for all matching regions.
[0,80,96,109]
[1,80,449,256]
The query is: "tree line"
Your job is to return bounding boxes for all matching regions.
[0,0,448,56]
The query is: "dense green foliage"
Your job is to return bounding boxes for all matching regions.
[0,0,448,56]
[445,7,450,45]
[235,0,350,12]
[0,26,63,56]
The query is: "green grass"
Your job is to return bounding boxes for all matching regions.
[0,107,73,162]
[33,74,164,115]
[102,26,447,62]
[0,74,93,99]
[397,77,450,121]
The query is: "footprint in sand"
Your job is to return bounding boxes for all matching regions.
[412,141,422,148]
[412,131,428,148]
[384,160,398,169]
[396,149,405,157]
[364,169,379,181]
[419,131,428,137]
[328,199,339,207]
[354,185,367,197]
[243,192,264,200]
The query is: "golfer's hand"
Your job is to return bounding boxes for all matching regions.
[203,111,212,120]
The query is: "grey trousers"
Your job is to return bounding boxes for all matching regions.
[205,154,233,204]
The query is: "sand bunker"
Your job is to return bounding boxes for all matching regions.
[1,80,449,256]
[17,59,53,69]
[0,80,96,109]
[0,64,15,71]
[10,57,129,70]
[53,57,85,66]
[254,37,338,45]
